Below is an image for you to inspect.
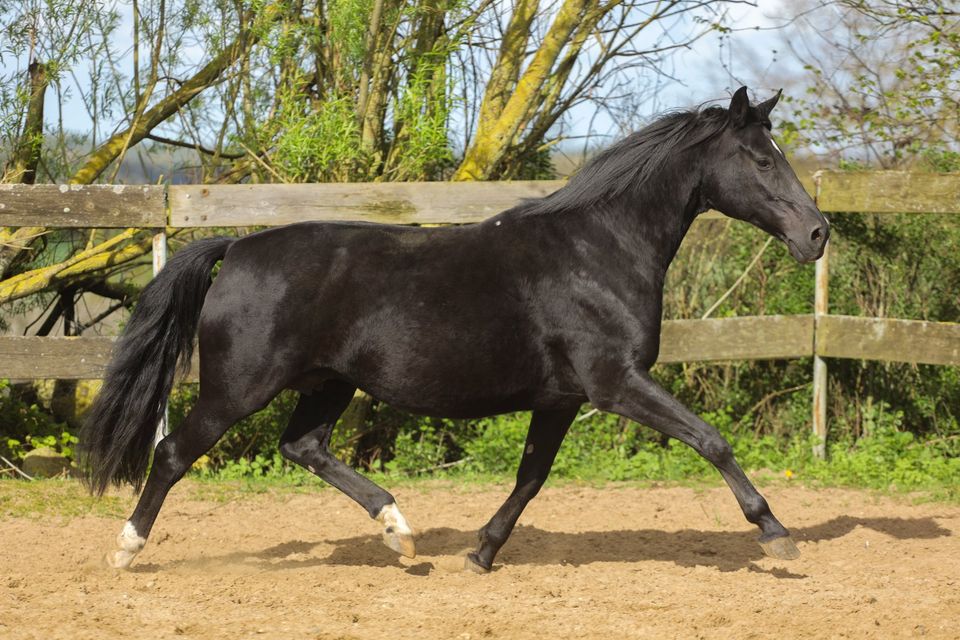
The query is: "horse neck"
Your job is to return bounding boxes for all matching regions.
[593,160,705,279]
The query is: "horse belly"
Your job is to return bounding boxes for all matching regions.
[338,312,547,417]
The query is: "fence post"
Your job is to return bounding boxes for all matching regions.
[812,171,828,458]
[152,229,169,449]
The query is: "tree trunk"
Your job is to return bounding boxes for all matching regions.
[0,61,51,278]
[453,0,600,181]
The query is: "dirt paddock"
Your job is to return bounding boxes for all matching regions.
[1,481,958,639]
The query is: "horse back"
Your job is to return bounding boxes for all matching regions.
[199,219,584,416]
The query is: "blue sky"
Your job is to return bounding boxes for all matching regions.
[4,1,799,152]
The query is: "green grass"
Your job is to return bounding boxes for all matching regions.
[0,478,130,519]
[3,407,956,520]
[2,461,954,522]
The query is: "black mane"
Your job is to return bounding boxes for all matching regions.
[519,105,730,216]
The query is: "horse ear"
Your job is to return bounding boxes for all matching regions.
[758,89,783,119]
[729,86,750,128]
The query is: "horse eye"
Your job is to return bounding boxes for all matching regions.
[757,157,773,170]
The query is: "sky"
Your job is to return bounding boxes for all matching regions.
[567,0,798,137]
[3,0,803,159]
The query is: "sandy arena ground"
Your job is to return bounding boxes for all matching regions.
[1,481,958,639]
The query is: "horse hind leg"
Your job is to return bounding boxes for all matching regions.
[279,380,416,558]
[465,407,578,573]
[104,386,276,569]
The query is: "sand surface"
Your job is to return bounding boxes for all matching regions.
[1,482,958,639]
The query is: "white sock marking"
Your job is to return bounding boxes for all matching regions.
[377,504,413,536]
[376,503,416,558]
[105,520,146,569]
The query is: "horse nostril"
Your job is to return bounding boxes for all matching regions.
[811,227,823,242]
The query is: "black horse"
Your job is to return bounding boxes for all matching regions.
[82,87,828,572]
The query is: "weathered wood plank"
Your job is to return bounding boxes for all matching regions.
[0,317,812,380]
[818,171,960,214]
[168,182,567,227]
[659,315,814,363]
[0,171,950,229]
[168,183,815,227]
[0,184,166,228]
[6,314,959,379]
[0,337,199,380]
[816,315,960,366]
[0,337,116,379]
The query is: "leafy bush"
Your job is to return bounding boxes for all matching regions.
[0,379,75,462]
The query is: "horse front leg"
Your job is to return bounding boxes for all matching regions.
[590,369,799,560]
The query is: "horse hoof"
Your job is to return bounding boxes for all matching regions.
[463,552,490,574]
[103,549,137,569]
[376,503,416,559]
[382,528,417,558]
[104,521,145,569]
[759,535,801,560]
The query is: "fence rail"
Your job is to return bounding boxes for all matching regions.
[1,170,959,451]
[4,171,956,229]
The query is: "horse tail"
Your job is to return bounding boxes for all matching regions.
[80,236,235,495]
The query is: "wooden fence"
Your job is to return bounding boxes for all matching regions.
[1,171,959,453]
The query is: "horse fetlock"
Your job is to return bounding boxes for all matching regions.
[477,525,507,551]
[464,551,492,574]
[742,494,774,524]
[376,503,416,558]
[104,521,146,569]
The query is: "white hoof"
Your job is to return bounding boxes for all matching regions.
[376,503,416,559]
[104,521,146,570]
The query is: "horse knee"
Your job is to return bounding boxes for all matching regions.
[278,439,300,462]
[699,433,733,465]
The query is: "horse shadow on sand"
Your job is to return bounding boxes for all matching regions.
[131,514,952,579]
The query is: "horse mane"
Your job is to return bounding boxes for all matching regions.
[517,105,731,216]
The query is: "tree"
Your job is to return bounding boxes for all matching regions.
[0,0,740,310]
[772,0,959,169]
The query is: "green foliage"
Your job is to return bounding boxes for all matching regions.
[384,423,451,475]
[182,401,956,500]
[5,431,79,461]
[784,1,958,169]
[327,0,375,74]
[0,379,74,461]
[386,405,956,498]
[259,89,367,182]
[196,452,311,482]
[168,385,300,471]
[923,149,960,173]
[386,59,455,181]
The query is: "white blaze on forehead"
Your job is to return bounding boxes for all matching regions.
[770,137,784,157]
